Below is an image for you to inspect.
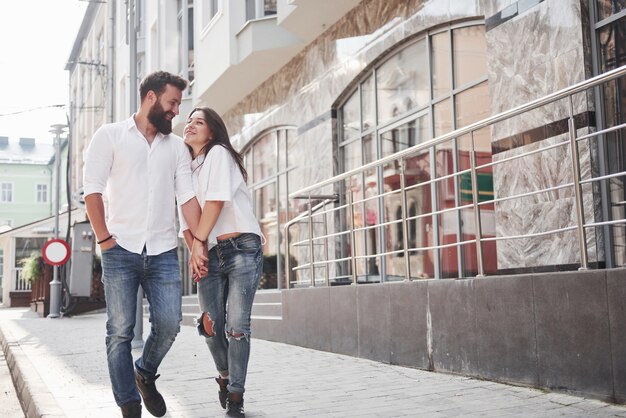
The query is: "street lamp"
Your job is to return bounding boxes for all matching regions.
[48,123,68,318]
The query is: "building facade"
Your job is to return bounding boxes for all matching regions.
[0,135,71,304]
[67,0,626,401]
[0,136,54,229]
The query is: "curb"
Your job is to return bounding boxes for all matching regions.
[0,323,65,418]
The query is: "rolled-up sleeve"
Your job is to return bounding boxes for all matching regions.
[83,127,113,197]
[177,204,189,235]
[204,146,233,202]
[175,143,195,205]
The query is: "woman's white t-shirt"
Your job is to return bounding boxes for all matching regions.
[180,145,261,248]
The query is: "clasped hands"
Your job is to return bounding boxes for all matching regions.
[190,239,209,282]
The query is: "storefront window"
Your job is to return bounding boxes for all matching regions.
[592,1,626,266]
[338,22,490,281]
[243,128,296,288]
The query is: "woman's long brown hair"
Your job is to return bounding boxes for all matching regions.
[186,107,248,182]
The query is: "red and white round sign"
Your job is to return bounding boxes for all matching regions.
[42,239,71,266]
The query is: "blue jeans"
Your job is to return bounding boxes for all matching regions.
[101,244,182,406]
[197,233,263,394]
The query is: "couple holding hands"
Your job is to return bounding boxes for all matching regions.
[84,70,262,418]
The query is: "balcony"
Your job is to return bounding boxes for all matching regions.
[277,0,361,42]
[194,2,302,116]
[192,0,361,118]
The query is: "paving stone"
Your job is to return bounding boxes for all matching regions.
[1,306,626,417]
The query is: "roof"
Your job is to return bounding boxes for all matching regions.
[0,137,56,165]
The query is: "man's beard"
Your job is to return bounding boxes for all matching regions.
[148,101,174,135]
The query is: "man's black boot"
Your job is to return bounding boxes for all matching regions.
[226,392,245,417]
[135,370,166,417]
[215,376,229,409]
[120,401,142,418]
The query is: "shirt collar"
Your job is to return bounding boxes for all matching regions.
[125,114,167,141]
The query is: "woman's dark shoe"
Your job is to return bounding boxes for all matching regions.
[120,401,142,418]
[215,376,229,409]
[226,392,245,417]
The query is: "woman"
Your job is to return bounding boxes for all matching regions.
[181,107,263,418]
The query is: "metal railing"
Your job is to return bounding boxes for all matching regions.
[284,64,626,288]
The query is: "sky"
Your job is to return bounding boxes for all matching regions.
[0,1,88,144]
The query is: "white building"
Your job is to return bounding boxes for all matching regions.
[66,0,626,402]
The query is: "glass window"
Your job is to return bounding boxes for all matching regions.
[243,127,296,288]
[376,39,429,124]
[593,6,626,267]
[433,98,453,137]
[14,238,47,267]
[338,22,489,281]
[1,183,12,203]
[342,90,360,141]
[264,0,277,16]
[454,81,490,128]
[431,31,451,99]
[596,0,626,21]
[278,129,287,171]
[452,25,487,88]
[253,132,277,180]
[361,75,376,131]
[36,184,48,203]
[203,0,219,26]
[178,0,194,85]
[245,0,275,20]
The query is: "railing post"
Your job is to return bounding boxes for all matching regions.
[323,200,330,287]
[348,190,358,285]
[283,223,290,289]
[469,132,485,277]
[307,193,315,287]
[399,158,411,281]
[568,95,589,270]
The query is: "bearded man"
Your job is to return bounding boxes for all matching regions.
[83,71,202,418]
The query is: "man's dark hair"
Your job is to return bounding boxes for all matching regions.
[139,71,188,101]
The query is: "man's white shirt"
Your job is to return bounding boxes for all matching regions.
[83,115,195,255]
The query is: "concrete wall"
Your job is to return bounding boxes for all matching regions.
[254,268,626,403]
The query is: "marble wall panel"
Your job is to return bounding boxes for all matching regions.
[486,0,591,142]
[479,0,517,18]
[493,131,599,269]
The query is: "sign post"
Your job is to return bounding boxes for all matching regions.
[43,238,71,318]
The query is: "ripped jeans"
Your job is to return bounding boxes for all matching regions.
[197,233,263,394]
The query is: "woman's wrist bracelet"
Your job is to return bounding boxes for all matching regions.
[97,235,113,245]
[193,235,206,243]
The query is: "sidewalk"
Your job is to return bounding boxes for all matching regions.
[1,307,626,418]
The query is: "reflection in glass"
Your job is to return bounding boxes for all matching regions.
[453,25,487,88]
[431,31,451,99]
[433,99,452,137]
[278,129,287,171]
[363,134,377,164]
[337,23,490,280]
[455,81,490,128]
[343,90,360,141]
[596,0,626,21]
[362,75,376,131]
[439,210,460,278]
[253,132,277,181]
[598,14,626,266]
[364,167,380,279]
[376,39,429,124]
[381,121,417,158]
